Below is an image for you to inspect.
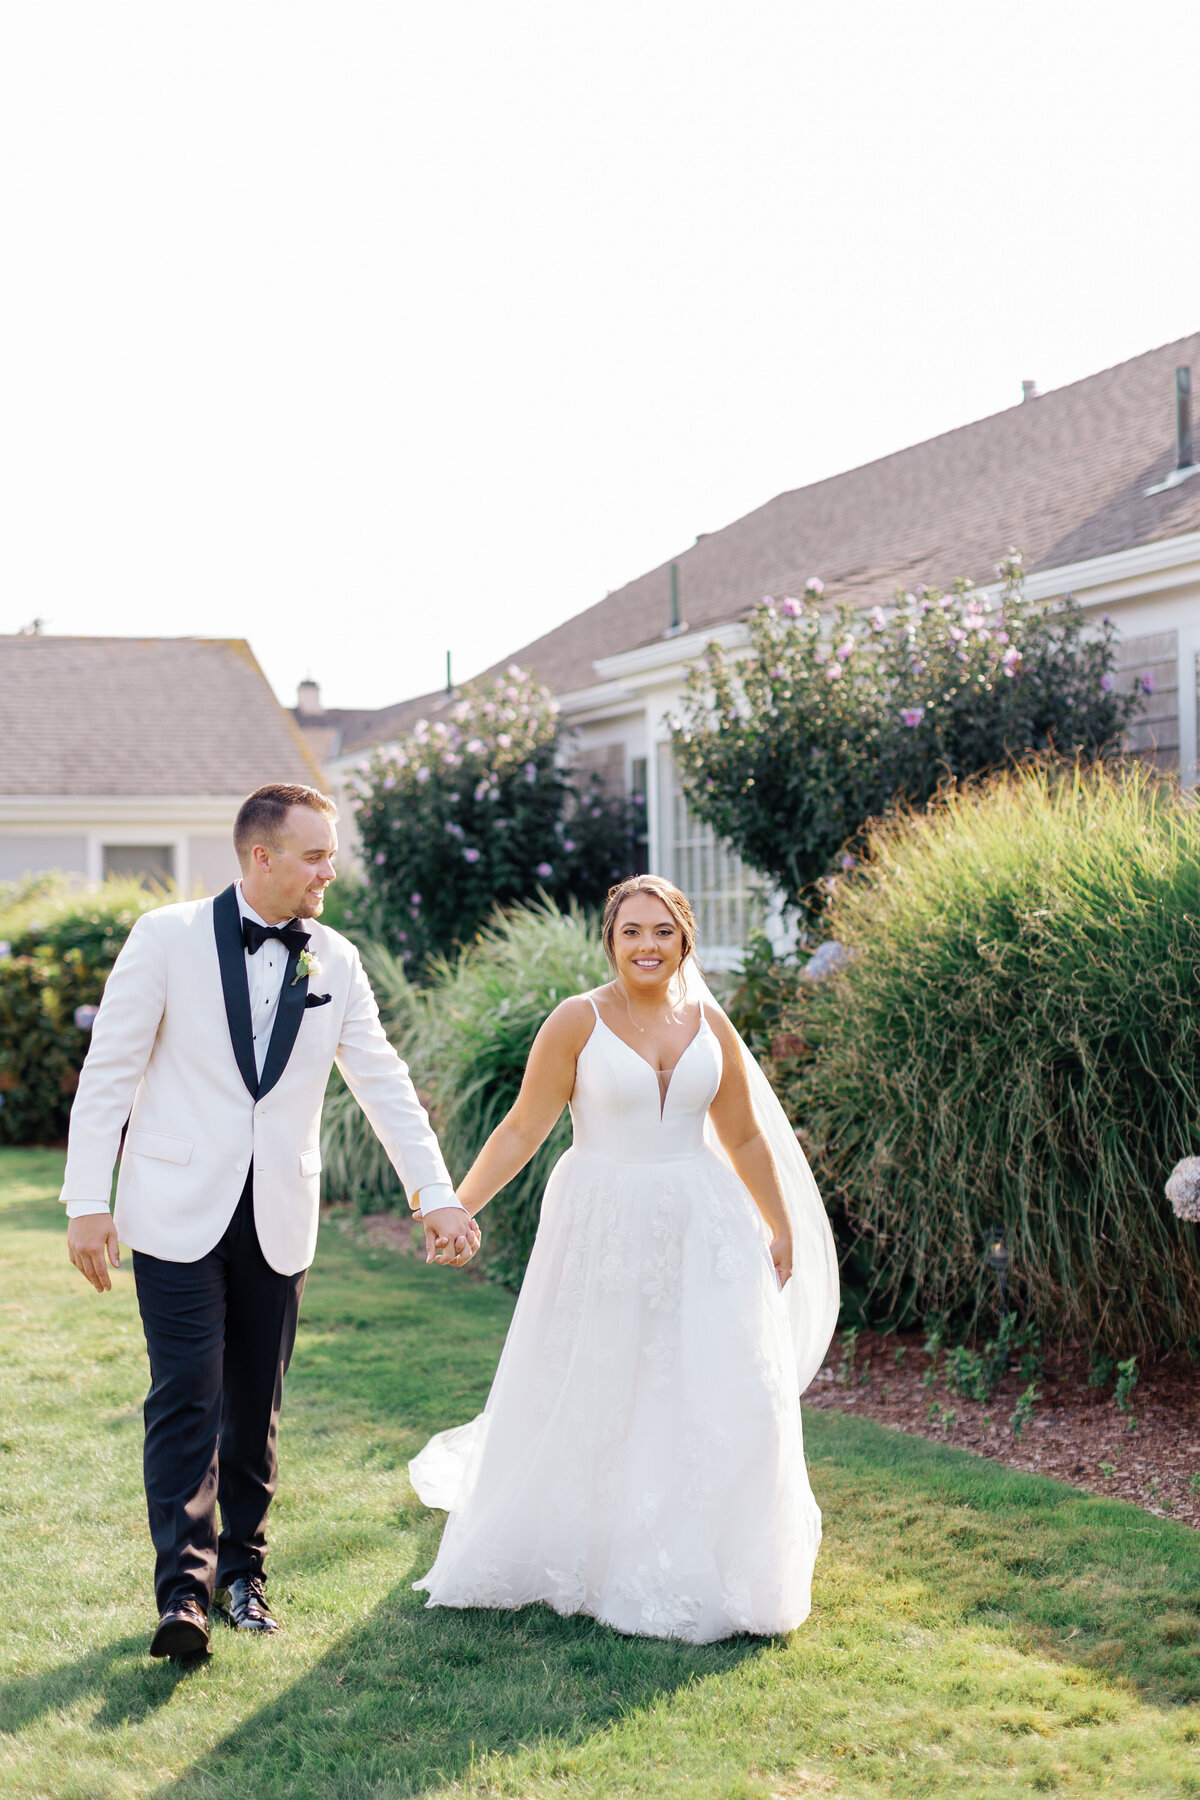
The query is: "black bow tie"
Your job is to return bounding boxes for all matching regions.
[242,918,310,957]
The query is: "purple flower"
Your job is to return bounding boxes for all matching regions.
[900,707,925,728]
[1141,671,1156,695]
[1100,672,1115,693]
[824,661,842,679]
[836,637,854,660]
[524,762,538,784]
[462,847,481,863]
[805,576,825,596]
[410,891,422,905]
[416,766,431,784]
[382,774,396,790]
[397,930,408,942]
[563,839,576,852]
[374,851,386,864]
[1001,646,1022,670]
[840,854,855,872]
[869,607,886,631]
[536,862,553,878]
[781,597,802,618]
[74,1004,99,1031]
[770,666,787,680]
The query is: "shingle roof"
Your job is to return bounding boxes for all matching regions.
[0,635,326,796]
[478,331,1200,698]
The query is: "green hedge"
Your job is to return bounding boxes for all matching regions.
[0,876,168,1145]
[781,760,1200,1357]
[321,896,609,1286]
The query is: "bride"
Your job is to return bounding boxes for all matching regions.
[409,874,839,1643]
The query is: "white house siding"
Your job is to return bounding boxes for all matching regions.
[0,833,88,883]
[188,834,241,894]
[0,797,246,894]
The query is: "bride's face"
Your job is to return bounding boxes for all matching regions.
[612,895,684,995]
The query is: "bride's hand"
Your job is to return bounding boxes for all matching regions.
[770,1232,793,1288]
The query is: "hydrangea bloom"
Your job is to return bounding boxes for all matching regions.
[900,707,925,728]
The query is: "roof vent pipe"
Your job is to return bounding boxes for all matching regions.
[1145,365,1200,494]
[1021,380,1038,402]
[663,561,688,638]
[1177,366,1194,470]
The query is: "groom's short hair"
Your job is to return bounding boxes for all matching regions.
[234,783,338,862]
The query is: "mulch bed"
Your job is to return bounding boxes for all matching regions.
[805,1331,1200,1526]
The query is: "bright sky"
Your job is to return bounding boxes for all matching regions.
[2,2,1197,712]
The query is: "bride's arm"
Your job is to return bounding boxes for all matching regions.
[454,997,593,1218]
[706,1007,794,1285]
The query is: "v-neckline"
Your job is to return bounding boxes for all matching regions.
[593,1011,707,1121]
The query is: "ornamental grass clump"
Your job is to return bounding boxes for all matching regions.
[321,895,609,1287]
[786,759,1200,1357]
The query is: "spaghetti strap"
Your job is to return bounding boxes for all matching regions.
[586,994,601,1020]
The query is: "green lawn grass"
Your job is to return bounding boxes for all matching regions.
[2,1147,1200,1799]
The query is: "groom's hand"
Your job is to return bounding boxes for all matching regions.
[419,1206,480,1268]
[67,1214,122,1293]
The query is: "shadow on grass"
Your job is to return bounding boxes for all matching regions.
[0,1634,204,1734]
[153,1555,764,1800]
[806,1410,1200,1702]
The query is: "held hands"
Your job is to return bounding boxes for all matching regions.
[416,1204,481,1269]
[67,1215,122,1293]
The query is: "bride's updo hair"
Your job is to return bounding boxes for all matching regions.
[601,874,698,972]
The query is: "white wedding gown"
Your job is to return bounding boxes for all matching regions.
[409,995,827,1643]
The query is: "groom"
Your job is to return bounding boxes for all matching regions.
[62,782,478,1661]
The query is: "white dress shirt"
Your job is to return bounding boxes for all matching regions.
[237,884,292,1079]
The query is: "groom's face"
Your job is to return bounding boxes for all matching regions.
[248,804,338,923]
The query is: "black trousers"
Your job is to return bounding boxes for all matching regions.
[132,1173,306,1614]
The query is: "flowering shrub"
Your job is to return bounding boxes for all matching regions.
[0,875,166,1145]
[671,556,1138,913]
[350,667,643,971]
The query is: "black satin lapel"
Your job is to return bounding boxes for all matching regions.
[213,885,259,1099]
[256,946,307,1100]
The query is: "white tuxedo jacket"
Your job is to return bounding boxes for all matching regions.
[60,885,452,1274]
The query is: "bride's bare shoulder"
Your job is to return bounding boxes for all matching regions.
[537,992,600,1051]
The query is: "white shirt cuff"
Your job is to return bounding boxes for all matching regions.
[412,1184,460,1218]
[65,1200,113,1219]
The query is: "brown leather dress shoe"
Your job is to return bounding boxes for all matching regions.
[149,1598,211,1660]
[214,1574,280,1633]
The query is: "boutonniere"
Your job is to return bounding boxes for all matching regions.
[292,947,321,986]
